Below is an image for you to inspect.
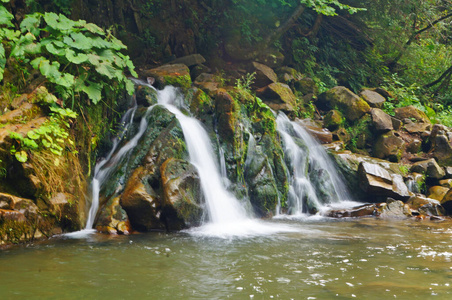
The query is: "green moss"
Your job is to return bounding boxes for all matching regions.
[163,74,192,89]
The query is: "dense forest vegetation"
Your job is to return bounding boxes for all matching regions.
[2,0,452,244]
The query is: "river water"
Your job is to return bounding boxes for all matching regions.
[1,217,451,299]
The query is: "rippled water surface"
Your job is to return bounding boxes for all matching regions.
[1,218,452,299]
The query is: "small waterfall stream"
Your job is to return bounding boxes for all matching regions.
[276,113,352,215]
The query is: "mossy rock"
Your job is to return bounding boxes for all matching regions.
[324,110,344,130]
[142,64,192,89]
[317,86,371,121]
[373,131,405,162]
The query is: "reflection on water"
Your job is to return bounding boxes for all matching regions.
[1,218,451,299]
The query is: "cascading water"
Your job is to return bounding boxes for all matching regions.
[276,113,353,215]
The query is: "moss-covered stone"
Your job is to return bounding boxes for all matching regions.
[324,110,343,130]
[142,64,192,89]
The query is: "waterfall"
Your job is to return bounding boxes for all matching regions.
[276,113,352,215]
[85,99,155,230]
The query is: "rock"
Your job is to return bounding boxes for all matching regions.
[394,105,431,123]
[378,198,411,218]
[406,196,445,216]
[370,108,393,132]
[256,83,297,113]
[358,161,411,201]
[141,64,191,89]
[190,64,210,81]
[160,158,203,229]
[256,51,285,68]
[429,126,452,166]
[48,193,82,231]
[295,119,333,144]
[119,167,164,231]
[294,77,318,95]
[446,166,452,178]
[410,158,445,179]
[373,131,405,162]
[441,189,452,215]
[317,86,371,121]
[406,139,422,154]
[323,110,343,130]
[251,62,278,88]
[135,85,157,106]
[190,88,213,117]
[215,89,239,143]
[278,67,303,83]
[427,186,449,201]
[193,73,219,95]
[169,54,206,67]
[325,204,377,218]
[391,117,402,131]
[333,127,351,143]
[96,196,131,235]
[0,102,43,125]
[403,118,432,133]
[360,89,386,108]
[439,179,452,188]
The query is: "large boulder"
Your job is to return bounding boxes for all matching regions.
[410,158,445,179]
[323,110,344,130]
[370,108,393,133]
[256,83,297,113]
[428,186,449,201]
[429,124,452,166]
[317,86,371,121]
[160,158,203,229]
[394,105,431,133]
[406,196,445,216]
[119,167,164,231]
[96,196,131,234]
[295,119,333,144]
[358,161,411,201]
[360,89,386,108]
[251,62,278,88]
[141,64,191,89]
[373,131,405,162]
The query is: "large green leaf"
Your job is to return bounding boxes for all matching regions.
[46,42,66,56]
[44,12,76,31]
[20,13,42,36]
[75,80,102,104]
[0,5,13,26]
[95,61,117,79]
[82,23,104,35]
[65,48,88,64]
[10,32,36,57]
[15,151,28,163]
[63,32,92,50]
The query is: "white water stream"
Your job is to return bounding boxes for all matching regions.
[276,113,354,215]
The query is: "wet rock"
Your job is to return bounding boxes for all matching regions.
[378,198,411,218]
[406,196,445,216]
[410,158,445,179]
[296,119,333,144]
[120,167,164,231]
[251,61,278,88]
[358,161,411,201]
[373,131,405,162]
[427,186,449,201]
[317,86,371,121]
[160,158,203,229]
[256,83,297,113]
[439,179,452,188]
[215,89,239,143]
[325,204,377,218]
[169,54,206,67]
[323,110,343,131]
[96,196,131,235]
[48,193,82,231]
[141,64,191,89]
[190,88,213,117]
[135,85,158,106]
[370,108,393,133]
[360,89,386,108]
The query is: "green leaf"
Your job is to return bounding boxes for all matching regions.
[95,61,116,79]
[82,22,104,35]
[75,80,102,104]
[46,42,66,56]
[10,131,23,140]
[27,131,40,140]
[42,139,51,148]
[20,13,42,36]
[15,151,28,163]
[65,48,88,64]
[63,32,92,50]
[23,138,38,149]
[0,6,13,26]
[44,12,76,31]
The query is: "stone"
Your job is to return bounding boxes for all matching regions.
[256,83,297,113]
[358,162,411,201]
[135,85,158,106]
[96,196,131,234]
[373,131,405,162]
[141,64,191,89]
[427,186,449,201]
[360,89,386,108]
[325,204,377,218]
[323,110,343,130]
[160,158,203,229]
[317,86,371,121]
[294,77,318,95]
[394,105,431,123]
[370,108,393,132]
[439,179,452,188]
[441,188,452,215]
[429,127,452,166]
[0,102,43,125]
[406,139,422,154]
[446,166,452,178]
[193,73,219,95]
[215,89,239,143]
[256,51,285,68]
[378,198,411,218]
[391,117,402,131]
[410,158,445,179]
[48,193,82,231]
[169,54,206,67]
[251,61,278,88]
[403,118,432,133]
[119,167,164,231]
[295,119,333,144]
[333,127,351,143]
